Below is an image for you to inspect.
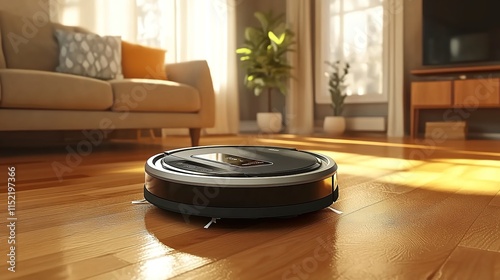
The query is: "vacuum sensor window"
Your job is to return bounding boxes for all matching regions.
[193,153,271,167]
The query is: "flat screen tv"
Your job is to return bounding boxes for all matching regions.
[423,0,500,66]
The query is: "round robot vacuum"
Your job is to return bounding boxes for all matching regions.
[144,145,339,219]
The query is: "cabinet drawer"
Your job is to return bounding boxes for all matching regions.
[411,81,452,106]
[454,78,500,106]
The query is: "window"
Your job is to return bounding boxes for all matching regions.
[59,0,80,26]
[315,0,387,104]
[135,0,176,63]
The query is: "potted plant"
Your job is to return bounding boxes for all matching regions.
[324,60,350,135]
[236,11,295,133]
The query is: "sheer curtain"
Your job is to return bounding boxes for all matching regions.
[53,0,138,40]
[54,0,239,135]
[172,0,239,135]
[286,0,314,134]
[385,0,404,137]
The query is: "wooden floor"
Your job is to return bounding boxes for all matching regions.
[1,134,500,279]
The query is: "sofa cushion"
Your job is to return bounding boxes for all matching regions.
[110,79,200,113]
[0,69,113,110]
[0,10,89,71]
[54,29,123,80]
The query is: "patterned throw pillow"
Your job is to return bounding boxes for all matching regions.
[54,29,123,80]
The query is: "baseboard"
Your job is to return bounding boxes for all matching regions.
[345,117,386,131]
[243,118,387,133]
[240,120,259,133]
[467,133,500,140]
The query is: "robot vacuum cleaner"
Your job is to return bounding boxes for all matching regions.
[144,145,339,219]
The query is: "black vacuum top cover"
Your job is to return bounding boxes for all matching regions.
[161,146,321,177]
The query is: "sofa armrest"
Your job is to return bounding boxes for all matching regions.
[166,60,215,128]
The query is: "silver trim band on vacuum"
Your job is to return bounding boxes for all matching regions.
[144,151,337,188]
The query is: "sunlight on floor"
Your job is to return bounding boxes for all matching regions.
[129,233,211,280]
[138,253,210,280]
[311,150,423,173]
[436,158,500,168]
[310,149,500,195]
[132,235,174,261]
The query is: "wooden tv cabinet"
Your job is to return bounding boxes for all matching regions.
[410,66,500,138]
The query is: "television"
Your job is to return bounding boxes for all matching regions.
[423,0,500,66]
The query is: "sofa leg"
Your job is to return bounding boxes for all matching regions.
[189,128,201,146]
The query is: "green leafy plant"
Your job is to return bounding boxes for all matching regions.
[236,11,295,112]
[326,60,350,116]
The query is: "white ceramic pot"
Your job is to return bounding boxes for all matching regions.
[323,116,346,135]
[257,112,282,133]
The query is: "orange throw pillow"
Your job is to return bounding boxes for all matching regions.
[121,41,167,79]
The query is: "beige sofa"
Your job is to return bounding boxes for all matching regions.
[0,10,215,146]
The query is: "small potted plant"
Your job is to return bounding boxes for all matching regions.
[324,60,349,135]
[236,11,295,133]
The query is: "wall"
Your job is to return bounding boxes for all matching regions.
[403,0,422,136]
[235,0,286,122]
[315,103,388,120]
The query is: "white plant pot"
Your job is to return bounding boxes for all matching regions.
[257,112,282,133]
[323,116,346,135]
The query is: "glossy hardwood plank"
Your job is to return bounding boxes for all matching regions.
[1,191,142,233]
[459,206,500,253]
[1,207,145,262]
[0,209,205,278]
[87,252,210,280]
[434,247,500,280]
[10,255,130,280]
[490,191,500,207]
